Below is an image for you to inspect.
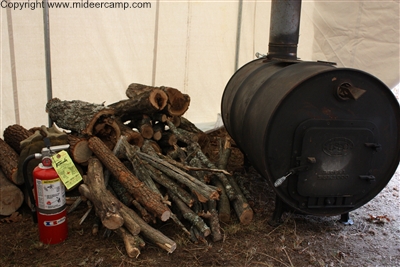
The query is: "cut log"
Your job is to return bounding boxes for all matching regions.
[211,177,231,223]
[140,142,195,207]
[0,138,20,185]
[207,200,222,242]
[166,120,237,201]
[67,134,92,164]
[88,136,171,221]
[114,227,144,258]
[217,136,253,225]
[116,120,144,148]
[46,98,120,148]
[3,124,33,154]
[158,131,177,148]
[119,203,141,236]
[18,125,70,187]
[152,122,164,141]
[135,115,154,139]
[109,85,168,121]
[169,191,211,237]
[127,208,176,253]
[161,86,190,117]
[151,113,168,123]
[79,157,124,230]
[136,151,219,202]
[0,170,24,216]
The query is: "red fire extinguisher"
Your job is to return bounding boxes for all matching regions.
[23,140,70,245]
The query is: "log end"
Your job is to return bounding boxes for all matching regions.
[0,186,24,216]
[160,210,171,222]
[160,241,177,254]
[102,213,125,230]
[239,207,254,226]
[150,89,168,110]
[162,87,191,117]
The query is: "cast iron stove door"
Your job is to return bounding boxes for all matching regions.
[295,120,379,208]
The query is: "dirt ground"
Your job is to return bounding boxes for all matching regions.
[1,127,399,267]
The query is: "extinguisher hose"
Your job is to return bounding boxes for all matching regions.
[22,154,39,223]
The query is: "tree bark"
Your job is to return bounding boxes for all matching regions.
[136,151,219,202]
[88,136,171,221]
[127,208,177,253]
[134,115,154,139]
[0,138,20,185]
[116,120,144,148]
[3,124,33,154]
[152,122,164,141]
[169,191,211,237]
[109,85,168,121]
[46,98,119,136]
[0,170,24,216]
[166,120,237,201]
[79,157,124,230]
[114,226,144,258]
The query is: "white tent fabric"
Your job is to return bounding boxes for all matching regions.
[1,0,399,136]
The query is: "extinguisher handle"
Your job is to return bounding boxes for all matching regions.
[22,153,42,223]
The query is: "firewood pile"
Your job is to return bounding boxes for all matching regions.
[0,83,254,258]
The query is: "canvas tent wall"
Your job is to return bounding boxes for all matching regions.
[1,0,399,136]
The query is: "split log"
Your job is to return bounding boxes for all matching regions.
[0,138,20,185]
[79,157,124,230]
[109,84,168,121]
[46,98,120,148]
[0,170,24,216]
[67,134,92,164]
[3,124,33,154]
[88,136,171,221]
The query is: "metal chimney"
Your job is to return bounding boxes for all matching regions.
[267,0,302,60]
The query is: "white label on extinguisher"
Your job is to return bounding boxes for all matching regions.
[36,178,66,210]
[43,216,66,227]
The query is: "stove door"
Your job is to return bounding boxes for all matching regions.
[296,121,378,199]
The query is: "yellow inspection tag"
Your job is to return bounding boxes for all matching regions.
[51,150,83,190]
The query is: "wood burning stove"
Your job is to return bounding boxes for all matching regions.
[221,0,400,225]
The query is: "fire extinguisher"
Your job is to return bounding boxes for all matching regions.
[23,139,70,245]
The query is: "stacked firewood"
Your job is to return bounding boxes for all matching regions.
[0,83,253,258]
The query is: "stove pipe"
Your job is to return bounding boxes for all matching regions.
[267,0,302,60]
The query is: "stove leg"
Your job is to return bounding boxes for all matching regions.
[339,212,354,225]
[268,196,285,227]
